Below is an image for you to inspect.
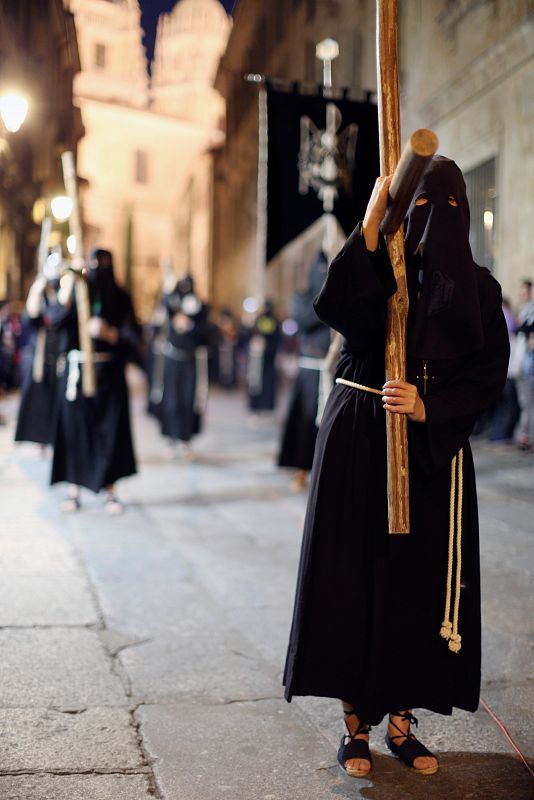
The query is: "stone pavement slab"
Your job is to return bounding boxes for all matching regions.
[121,632,281,704]
[0,575,96,626]
[0,629,125,708]
[0,708,143,771]
[0,774,153,800]
[137,699,336,800]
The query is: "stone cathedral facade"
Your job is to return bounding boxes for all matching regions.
[67,0,231,318]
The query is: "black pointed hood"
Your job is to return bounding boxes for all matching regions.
[404,156,484,360]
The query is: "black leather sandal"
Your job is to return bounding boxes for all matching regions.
[385,712,439,775]
[337,707,372,778]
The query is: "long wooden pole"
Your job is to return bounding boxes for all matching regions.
[376,0,410,534]
[61,151,96,398]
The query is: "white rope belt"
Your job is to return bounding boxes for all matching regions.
[440,448,464,653]
[335,377,383,396]
[298,356,325,371]
[66,350,112,402]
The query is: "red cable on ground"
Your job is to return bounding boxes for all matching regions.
[480,696,534,778]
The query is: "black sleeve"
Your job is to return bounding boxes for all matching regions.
[313,223,397,345]
[410,276,510,474]
[117,292,143,364]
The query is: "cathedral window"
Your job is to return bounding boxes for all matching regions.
[465,157,497,271]
[134,150,149,184]
[94,42,107,69]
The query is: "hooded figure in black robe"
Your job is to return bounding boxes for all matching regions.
[247,301,280,412]
[278,253,331,475]
[284,157,510,729]
[213,308,240,389]
[15,268,61,446]
[156,274,210,447]
[50,249,139,504]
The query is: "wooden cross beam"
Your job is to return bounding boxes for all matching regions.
[376,0,410,534]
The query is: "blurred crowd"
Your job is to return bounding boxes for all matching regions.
[2,253,533,509]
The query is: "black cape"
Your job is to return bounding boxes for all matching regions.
[279,255,331,471]
[247,311,280,411]
[15,309,60,445]
[283,224,509,724]
[50,279,139,492]
[157,288,210,443]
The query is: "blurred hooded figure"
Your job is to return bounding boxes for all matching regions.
[278,252,332,490]
[247,300,280,413]
[15,252,62,448]
[50,248,140,513]
[155,273,210,458]
[284,157,510,777]
[213,307,240,389]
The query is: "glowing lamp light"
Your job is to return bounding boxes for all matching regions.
[483,210,494,231]
[316,38,340,62]
[0,92,29,133]
[66,235,77,255]
[282,318,298,336]
[243,296,259,314]
[51,195,73,222]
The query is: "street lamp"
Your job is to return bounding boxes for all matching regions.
[51,195,73,222]
[0,92,29,133]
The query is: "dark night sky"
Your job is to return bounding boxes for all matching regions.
[139,0,235,63]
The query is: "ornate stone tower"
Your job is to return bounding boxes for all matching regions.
[68,0,149,107]
[66,0,231,315]
[151,0,231,127]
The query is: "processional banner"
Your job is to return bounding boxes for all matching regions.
[264,87,380,262]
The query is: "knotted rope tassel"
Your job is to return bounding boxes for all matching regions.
[440,448,464,653]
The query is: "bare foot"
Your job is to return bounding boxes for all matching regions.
[341,702,371,776]
[387,711,438,773]
[290,470,307,492]
[61,486,80,514]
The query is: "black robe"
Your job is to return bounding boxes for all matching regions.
[15,310,60,445]
[158,299,210,443]
[283,227,509,725]
[247,314,280,411]
[278,293,331,471]
[50,283,139,492]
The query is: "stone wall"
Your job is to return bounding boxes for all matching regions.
[399,0,534,302]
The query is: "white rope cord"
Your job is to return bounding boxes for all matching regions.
[32,328,47,383]
[440,454,456,642]
[449,448,464,653]
[335,377,383,396]
[440,449,464,653]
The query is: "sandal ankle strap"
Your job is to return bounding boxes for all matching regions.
[343,708,371,738]
[388,711,418,742]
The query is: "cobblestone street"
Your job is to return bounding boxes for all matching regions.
[0,379,533,800]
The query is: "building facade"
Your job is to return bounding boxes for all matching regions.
[68,0,231,318]
[213,0,534,316]
[212,0,376,316]
[0,0,83,302]
[399,0,534,303]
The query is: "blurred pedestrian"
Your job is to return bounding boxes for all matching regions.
[155,274,210,460]
[517,278,534,324]
[284,158,509,778]
[0,301,23,392]
[247,300,280,415]
[489,297,520,442]
[213,308,240,389]
[515,298,534,451]
[15,255,62,450]
[50,249,140,513]
[278,253,331,491]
